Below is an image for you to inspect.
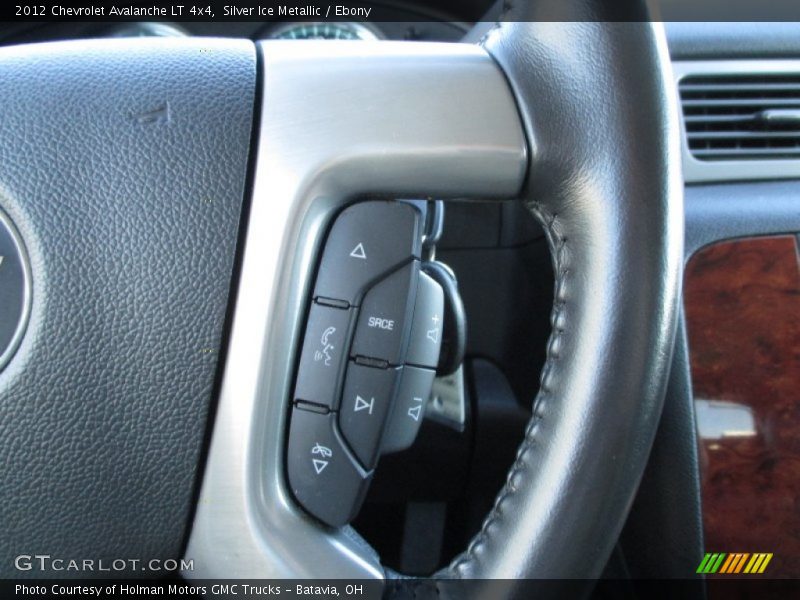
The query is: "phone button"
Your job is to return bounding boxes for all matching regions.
[294,303,353,410]
[287,407,371,527]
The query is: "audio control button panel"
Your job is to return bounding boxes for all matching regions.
[287,201,444,527]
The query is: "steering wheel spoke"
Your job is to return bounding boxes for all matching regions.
[184,41,527,580]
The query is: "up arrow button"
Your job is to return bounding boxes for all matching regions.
[314,201,421,306]
[349,242,367,260]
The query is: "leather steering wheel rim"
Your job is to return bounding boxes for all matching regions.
[438,3,684,583]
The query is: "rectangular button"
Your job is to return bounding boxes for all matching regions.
[339,362,401,469]
[314,201,421,306]
[350,262,418,366]
[406,270,444,369]
[287,407,371,527]
[382,365,436,454]
[294,303,353,410]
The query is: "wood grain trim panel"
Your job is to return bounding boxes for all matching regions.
[685,235,800,578]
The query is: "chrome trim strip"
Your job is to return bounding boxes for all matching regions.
[184,41,527,580]
[0,207,32,373]
[673,60,800,184]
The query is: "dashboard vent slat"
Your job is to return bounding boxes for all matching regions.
[679,73,800,161]
[687,130,800,140]
[682,98,800,108]
[680,82,800,94]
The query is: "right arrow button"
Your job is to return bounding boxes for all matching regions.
[338,362,401,469]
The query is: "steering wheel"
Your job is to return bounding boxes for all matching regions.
[0,0,682,593]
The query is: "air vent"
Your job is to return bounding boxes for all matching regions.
[679,74,800,161]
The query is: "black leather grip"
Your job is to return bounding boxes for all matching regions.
[443,2,683,585]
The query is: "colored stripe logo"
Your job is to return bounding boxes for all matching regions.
[697,552,773,574]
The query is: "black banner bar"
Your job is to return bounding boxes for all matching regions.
[4,579,800,600]
[3,0,800,23]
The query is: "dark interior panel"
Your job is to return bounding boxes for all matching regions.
[666,22,800,60]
